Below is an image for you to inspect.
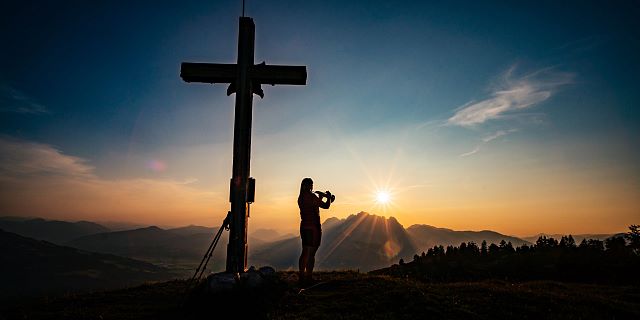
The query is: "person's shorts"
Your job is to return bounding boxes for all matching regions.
[300,226,322,247]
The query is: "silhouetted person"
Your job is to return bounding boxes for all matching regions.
[297,177,332,285]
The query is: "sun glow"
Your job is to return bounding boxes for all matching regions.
[375,191,391,204]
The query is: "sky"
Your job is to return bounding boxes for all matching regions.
[0,0,638,236]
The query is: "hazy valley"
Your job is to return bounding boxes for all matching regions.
[1,212,624,297]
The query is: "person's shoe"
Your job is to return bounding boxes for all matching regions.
[297,273,306,286]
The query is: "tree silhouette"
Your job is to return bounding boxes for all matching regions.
[466,241,480,255]
[480,240,488,256]
[516,243,532,253]
[536,236,559,250]
[459,242,468,254]
[579,239,604,251]
[559,235,576,249]
[625,225,640,255]
[605,236,627,255]
[488,243,499,255]
[378,226,640,284]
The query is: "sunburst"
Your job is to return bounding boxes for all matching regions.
[375,191,391,204]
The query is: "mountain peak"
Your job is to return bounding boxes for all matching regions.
[324,212,406,230]
[352,211,399,222]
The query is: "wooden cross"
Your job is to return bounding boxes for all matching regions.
[180,17,307,273]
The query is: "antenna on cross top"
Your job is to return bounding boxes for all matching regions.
[242,0,245,17]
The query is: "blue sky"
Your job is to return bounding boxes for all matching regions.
[1,1,638,234]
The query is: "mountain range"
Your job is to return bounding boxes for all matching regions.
[0,217,109,244]
[67,226,232,273]
[251,212,417,271]
[407,224,530,250]
[522,233,625,244]
[2,213,619,274]
[0,229,176,296]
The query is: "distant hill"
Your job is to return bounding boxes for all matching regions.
[67,226,267,273]
[250,212,417,271]
[68,226,184,258]
[0,229,176,296]
[251,228,280,241]
[166,225,215,236]
[97,221,148,231]
[0,217,110,244]
[407,224,530,252]
[521,233,624,244]
[67,227,219,264]
[251,228,296,242]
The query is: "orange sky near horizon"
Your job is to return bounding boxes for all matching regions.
[0,134,637,237]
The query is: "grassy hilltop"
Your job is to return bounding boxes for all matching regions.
[2,271,639,320]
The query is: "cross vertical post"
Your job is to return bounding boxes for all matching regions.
[227,16,254,274]
[180,16,307,274]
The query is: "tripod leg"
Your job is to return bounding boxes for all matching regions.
[184,212,232,294]
[197,226,225,280]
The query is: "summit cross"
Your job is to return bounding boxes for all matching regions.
[180,16,307,273]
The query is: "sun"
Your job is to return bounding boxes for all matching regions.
[375,191,391,204]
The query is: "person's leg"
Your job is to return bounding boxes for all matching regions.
[305,227,321,281]
[305,246,318,280]
[299,227,308,283]
[299,246,312,283]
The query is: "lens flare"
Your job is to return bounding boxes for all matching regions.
[147,159,167,172]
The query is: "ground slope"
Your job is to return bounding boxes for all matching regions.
[2,272,638,320]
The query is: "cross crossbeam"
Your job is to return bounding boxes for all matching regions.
[181,63,306,86]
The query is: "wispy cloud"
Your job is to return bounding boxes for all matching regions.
[460,146,480,157]
[459,129,518,157]
[0,84,50,115]
[448,66,574,126]
[482,129,517,143]
[0,137,93,177]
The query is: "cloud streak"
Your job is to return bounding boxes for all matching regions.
[482,129,517,143]
[459,129,518,157]
[448,66,574,126]
[0,84,50,115]
[460,146,480,157]
[0,137,93,177]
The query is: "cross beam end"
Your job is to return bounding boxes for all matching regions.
[251,64,307,85]
[180,62,237,84]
